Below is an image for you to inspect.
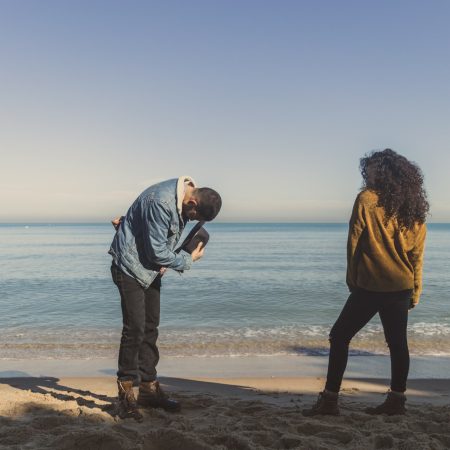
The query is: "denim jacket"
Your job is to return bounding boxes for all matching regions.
[109,177,194,288]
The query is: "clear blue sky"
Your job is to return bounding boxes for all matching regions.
[1,0,449,222]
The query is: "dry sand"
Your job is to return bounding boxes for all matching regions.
[0,376,449,449]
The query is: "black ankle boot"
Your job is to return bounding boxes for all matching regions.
[302,390,340,416]
[366,391,406,415]
[138,380,181,412]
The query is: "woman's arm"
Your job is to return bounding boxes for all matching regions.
[408,224,427,307]
[346,193,366,291]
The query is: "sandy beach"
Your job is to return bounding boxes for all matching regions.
[1,373,449,449]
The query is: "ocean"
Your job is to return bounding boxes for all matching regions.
[1,223,449,361]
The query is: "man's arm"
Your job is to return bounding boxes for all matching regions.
[346,194,366,291]
[142,200,193,271]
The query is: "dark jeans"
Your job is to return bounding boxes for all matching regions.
[325,288,412,393]
[111,263,161,383]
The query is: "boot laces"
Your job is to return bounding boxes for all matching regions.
[118,381,137,405]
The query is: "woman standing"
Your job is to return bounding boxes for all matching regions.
[304,149,429,416]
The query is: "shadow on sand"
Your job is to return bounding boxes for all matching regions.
[0,375,117,416]
[1,375,449,450]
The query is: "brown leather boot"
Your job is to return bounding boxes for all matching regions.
[138,380,181,412]
[365,391,406,415]
[302,390,340,416]
[117,379,143,422]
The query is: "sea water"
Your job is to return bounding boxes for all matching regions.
[1,223,449,362]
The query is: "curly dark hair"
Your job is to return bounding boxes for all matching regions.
[360,149,429,229]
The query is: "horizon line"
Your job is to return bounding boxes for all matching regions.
[1,221,449,225]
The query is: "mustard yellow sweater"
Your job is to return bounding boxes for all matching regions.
[346,190,426,305]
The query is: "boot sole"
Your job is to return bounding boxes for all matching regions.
[302,410,340,417]
[137,401,181,413]
[365,410,406,416]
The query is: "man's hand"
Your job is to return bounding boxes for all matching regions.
[111,216,122,230]
[191,242,205,262]
[159,267,167,276]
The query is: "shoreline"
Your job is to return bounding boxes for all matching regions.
[1,354,450,379]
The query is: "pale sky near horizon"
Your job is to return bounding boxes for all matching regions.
[1,0,449,222]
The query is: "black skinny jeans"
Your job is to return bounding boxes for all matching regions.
[111,264,161,383]
[325,288,412,393]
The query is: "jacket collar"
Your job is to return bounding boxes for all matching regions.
[176,176,196,219]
